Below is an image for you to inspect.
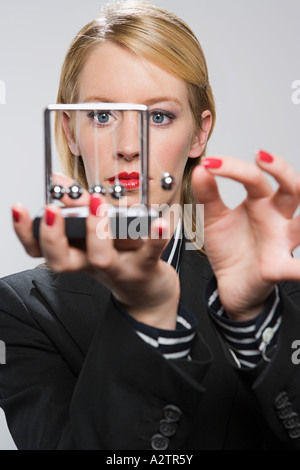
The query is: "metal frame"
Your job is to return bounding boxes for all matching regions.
[44,103,150,207]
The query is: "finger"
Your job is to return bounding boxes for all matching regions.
[12,204,42,257]
[52,173,90,207]
[191,164,229,223]
[201,155,273,199]
[136,218,171,269]
[39,205,88,272]
[255,150,300,217]
[85,195,118,271]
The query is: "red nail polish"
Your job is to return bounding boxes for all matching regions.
[202,157,223,169]
[45,208,56,226]
[158,225,164,238]
[12,208,20,223]
[90,195,102,216]
[258,150,273,163]
[157,220,168,238]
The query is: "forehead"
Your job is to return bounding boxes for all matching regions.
[78,42,189,104]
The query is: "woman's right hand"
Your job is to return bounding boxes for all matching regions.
[12,193,180,331]
[12,173,91,258]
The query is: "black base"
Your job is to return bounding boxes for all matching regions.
[33,206,158,241]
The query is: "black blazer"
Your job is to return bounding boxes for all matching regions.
[1,245,300,450]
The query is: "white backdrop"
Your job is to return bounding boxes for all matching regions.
[0,0,299,450]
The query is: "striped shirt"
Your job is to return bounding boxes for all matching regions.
[206,277,281,368]
[115,221,282,368]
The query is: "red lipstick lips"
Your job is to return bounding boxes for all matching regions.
[108,172,140,190]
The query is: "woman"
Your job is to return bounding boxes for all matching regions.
[2,0,300,449]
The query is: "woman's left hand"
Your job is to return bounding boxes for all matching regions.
[192,150,300,321]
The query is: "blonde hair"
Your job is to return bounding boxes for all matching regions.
[56,0,216,249]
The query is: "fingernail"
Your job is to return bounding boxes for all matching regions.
[45,208,56,226]
[258,150,273,163]
[158,224,164,238]
[12,208,20,223]
[202,157,223,169]
[90,194,102,216]
[156,220,168,238]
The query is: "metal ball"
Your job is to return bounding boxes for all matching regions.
[109,182,126,199]
[66,183,83,199]
[161,172,175,190]
[89,184,106,196]
[50,184,65,200]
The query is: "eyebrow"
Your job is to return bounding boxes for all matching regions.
[82,96,182,109]
[143,97,182,109]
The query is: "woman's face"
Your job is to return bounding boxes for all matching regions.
[65,42,210,208]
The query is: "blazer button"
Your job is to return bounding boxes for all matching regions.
[289,425,300,439]
[164,404,182,422]
[283,412,299,430]
[159,419,177,437]
[277,403,293,420]
[150,433,169,450]
[274,391,289,409]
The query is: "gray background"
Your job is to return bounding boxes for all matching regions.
[0,0,299,450]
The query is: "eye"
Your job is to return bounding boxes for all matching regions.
[152,113,165,124]
[150,110,175,127]
[97,112,110,124]
[87,111,117,127]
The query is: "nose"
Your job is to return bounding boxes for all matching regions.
[114,112,139,162]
